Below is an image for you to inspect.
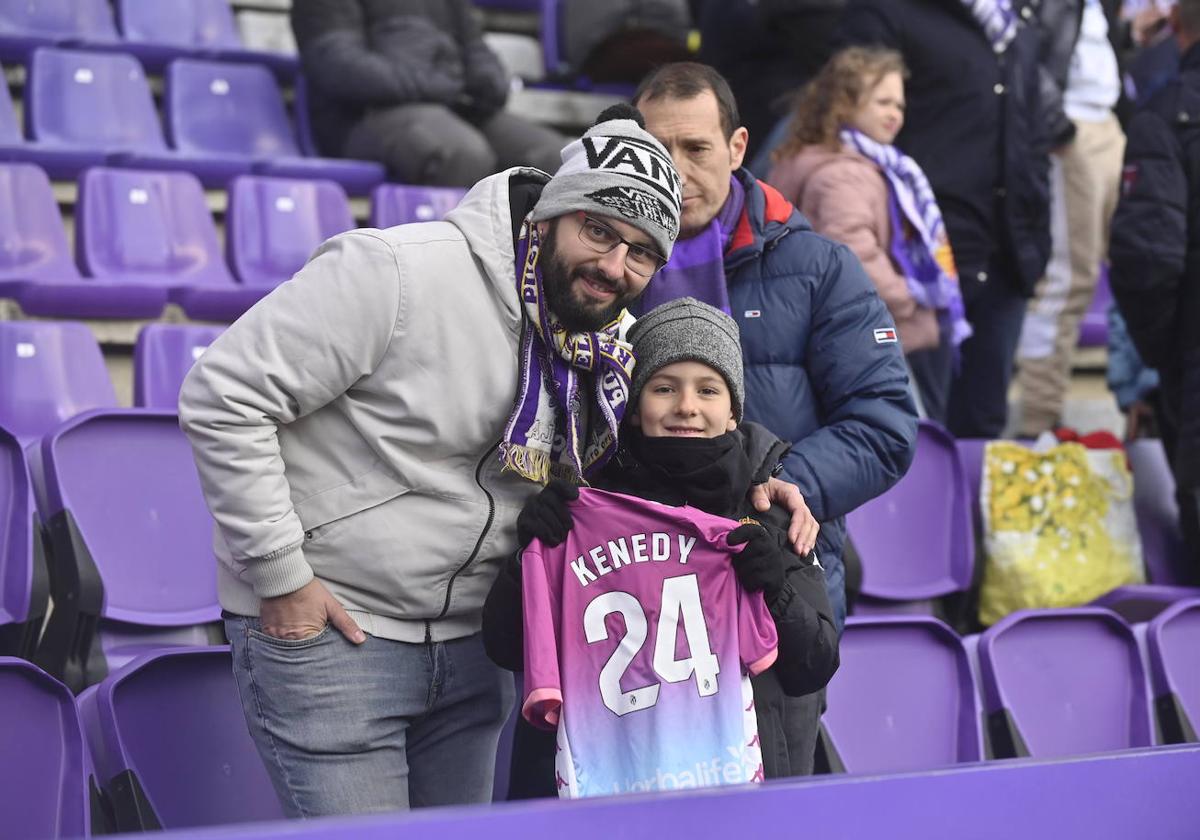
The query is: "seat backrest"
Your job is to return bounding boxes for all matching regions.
[0,162,82,284]
[76,167,233,287]
[978,608,1153,758]
[0,0,117,42]
[822,616,982,773]
[0,426,43,656]
[165,58,299,157]
[117,0,241,49]
[1146,598,1200,742]
[40,410,218,629]
[846,420,974,600]
[83,647,283,830]
[0,67,21,142]
[370,183,466,228]
[227,175,354,288]
[26,47,167,152]
[0,657,89,838]
[0,321,116,444]
[133,324,225,409]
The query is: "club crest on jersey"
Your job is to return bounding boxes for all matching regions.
[582,135,683,211]
[873,327,898,344]
[586,186,680,240]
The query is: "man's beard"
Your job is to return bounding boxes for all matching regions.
[540,222,642,332]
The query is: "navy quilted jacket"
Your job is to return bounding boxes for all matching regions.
[726,169,918,581]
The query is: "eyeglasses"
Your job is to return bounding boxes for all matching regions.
[574,213,667,278]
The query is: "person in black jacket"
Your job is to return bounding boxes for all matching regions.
[839,0,1051,438]
[290,0,565,187]
[1108,0,1200,574]
[482,298,839,798]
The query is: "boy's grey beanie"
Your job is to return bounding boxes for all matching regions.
[628,297,745,420]
[531,104,682,261]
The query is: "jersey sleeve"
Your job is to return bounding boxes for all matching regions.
[520,540,564,730]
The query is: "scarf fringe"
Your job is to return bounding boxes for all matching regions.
[499,442,585,485]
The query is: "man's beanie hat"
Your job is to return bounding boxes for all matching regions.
[531,104,683,261]
[627,297,746,420]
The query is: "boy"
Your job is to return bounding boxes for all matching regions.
[482,297,838,797]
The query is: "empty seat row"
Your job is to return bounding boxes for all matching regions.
[0,0,296,76]
[7,603,1198,835]
[0,162,465,322]
[0,47,381,192]
[2,647,281,837]
[820,604,1200,775]
[846,420,1199,620]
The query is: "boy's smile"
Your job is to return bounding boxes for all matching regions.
[631,360,737,439]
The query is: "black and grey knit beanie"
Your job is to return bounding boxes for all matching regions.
[531,104,683,261]
[627,297,745,420]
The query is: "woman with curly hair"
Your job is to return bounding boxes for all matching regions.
[767,46,969,422]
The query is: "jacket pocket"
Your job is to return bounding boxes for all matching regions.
[294,459,411,536]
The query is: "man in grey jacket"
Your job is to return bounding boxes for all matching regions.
[181,106,817,817]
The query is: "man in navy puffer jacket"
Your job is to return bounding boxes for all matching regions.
[634,62,918,775]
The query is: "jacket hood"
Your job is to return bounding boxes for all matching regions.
[726,168,811,265]
[444,166,552,322]
[774,144,871,191]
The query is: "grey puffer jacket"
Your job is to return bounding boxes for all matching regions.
[179,168,553,644]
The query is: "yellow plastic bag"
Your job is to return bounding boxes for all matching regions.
[978,440,1144,626]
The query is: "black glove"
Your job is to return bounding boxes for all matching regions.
[728,523,787,603]
[516,479,579,548]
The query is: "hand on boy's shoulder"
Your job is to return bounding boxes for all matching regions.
[750,477,818,556]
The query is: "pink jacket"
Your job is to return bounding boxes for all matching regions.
[767,145,940,353]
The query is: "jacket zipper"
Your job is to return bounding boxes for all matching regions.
[434,440,500,621]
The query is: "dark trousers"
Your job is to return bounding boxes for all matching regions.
[1159,352,1200,573]
[907,332,955,425]
[947,264,1028,438]
[344,104,564,188]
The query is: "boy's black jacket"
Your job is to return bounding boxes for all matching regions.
[481,422,840,794]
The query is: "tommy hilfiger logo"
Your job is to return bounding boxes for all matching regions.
[874,328,898,344]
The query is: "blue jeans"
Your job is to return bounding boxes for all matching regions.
[225,616,513,817]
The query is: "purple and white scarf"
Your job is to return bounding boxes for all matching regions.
[501,218,636,484]
[632,175,745,316]
[963,0,1019,53]
[841,127,972,348]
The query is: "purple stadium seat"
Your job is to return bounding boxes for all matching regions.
[0,163,170,319]
[0,0,117,62]
[165,59,384,194]
[116,0,298,78]
[370,183,467,228]
[0,321,117,447]
[845,420,974,609]
[133,324,225,409]
[1127,439,1196,586]
[0,58,106,176]
[1145,598,1200,743]
[1090,584,1200,623]
[0,657,90,837]
[1078,264,1112,348]
[22,46,258,188]
[0,426,47,659]
[977,608,1154,758]
[76,167,269,321]
[35,409,221,692]
[227,175,354,288]
[819,616,982,774]
[76,646,283,831]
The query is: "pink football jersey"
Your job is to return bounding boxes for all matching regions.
[521,487,778,798]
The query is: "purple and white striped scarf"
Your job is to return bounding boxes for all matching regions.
[841,127,972,349]
[962,0,1019,53]
[500,218,636,485]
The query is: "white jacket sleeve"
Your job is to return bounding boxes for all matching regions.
[179,231,404,599]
